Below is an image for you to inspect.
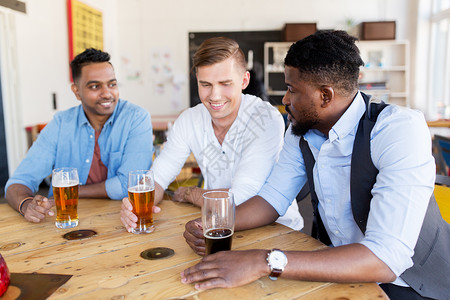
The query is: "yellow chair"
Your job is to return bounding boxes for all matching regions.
[435,174,450,224]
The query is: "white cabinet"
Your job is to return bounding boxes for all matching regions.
[264,40,410,107]
[357,40,410,107]
[263,42,292,103]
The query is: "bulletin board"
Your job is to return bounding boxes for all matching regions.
[67,0,103,66]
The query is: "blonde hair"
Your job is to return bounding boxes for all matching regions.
[192,37,246,72]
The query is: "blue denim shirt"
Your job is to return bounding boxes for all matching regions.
[5,99,153,200]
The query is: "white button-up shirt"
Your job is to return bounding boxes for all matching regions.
[259,92,435,286]
[153,94,304,230]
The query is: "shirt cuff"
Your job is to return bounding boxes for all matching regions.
[105,176,126,200]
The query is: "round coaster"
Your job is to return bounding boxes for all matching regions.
[140,247,175,260]
[63,229,97,240]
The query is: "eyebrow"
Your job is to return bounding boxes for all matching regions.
[198,79,232,84]
[86,78,117,86]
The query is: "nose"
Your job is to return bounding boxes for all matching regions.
[100,85,112,98]
[281,92,289,106]
[210,85,221,101]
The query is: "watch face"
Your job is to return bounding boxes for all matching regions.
[269,250,287,269]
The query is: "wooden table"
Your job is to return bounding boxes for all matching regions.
[0,199,387,299]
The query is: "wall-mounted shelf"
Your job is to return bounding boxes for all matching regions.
[357,40,410,107]
[264,40,410,107]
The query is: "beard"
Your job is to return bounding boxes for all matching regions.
[286,105,320,137]
[290,119,320,136]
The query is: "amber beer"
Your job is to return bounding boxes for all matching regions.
[52,167,79,229]
[128,184,155,234]
[53,184,79,228]
[204,228,233,255]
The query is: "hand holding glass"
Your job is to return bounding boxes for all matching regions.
[52,167,79,229]
[128,170,155,234]
[202,191,235,255]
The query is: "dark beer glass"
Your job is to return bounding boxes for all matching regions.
[202,191,235,255]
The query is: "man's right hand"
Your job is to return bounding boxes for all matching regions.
[183,218,205,256]
[120,197,160,233]
[23,195,55,223]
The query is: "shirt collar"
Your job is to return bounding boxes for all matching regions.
[328,92,365,142]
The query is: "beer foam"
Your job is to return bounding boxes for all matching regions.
[203,228,234,239]
[52,180,79,188]
[128,185,154,193]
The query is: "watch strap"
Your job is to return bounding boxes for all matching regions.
[269,268,283,280]
[267,248,285,281]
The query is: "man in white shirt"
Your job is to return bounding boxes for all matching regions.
[120,37,303,231]
[181,31,449,300]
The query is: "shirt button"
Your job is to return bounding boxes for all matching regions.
[326,199,331,203]
[335,230,339,234]
[85,159,90,163]
[90,135,94,139]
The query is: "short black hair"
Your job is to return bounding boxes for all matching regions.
[284,30,364,96]
[70,48,111,82]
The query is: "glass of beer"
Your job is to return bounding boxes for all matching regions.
[128,170,155,234]
[52,167,79,229]
[202,191,235,256]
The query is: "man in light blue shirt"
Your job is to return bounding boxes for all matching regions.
[5,48,153,223]
[181,31,448,299]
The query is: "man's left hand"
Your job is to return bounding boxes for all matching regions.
[173,186,203,207]
[181,250,269,290]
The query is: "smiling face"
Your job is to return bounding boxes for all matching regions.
[282,66,322,136]
[71,62,119,129]
[196,57,250,127]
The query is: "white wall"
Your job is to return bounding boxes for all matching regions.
[116,0,413,116]
[15,0,119,126]
[2,0,413,172]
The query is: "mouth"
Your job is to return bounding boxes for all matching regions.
[287,113,296,124]
[209,102,226,111]
[98,100,114,108]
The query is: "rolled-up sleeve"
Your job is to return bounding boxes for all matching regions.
[258,126,308,214]
[5,116,60,195]
[359,107,435,276]
[151,111,192,190]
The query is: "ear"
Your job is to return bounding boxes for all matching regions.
[320,86,334,108]
[71,83,82,101]
[241,71,250,90]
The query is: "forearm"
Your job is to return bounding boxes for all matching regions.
[5,184,34,212]
[282,243,396,283]
[79,182,108,198]
[154,182,165,205]
[235,196,279,231]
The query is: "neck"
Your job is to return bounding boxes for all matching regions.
[212,117,235,145]
[85,114,109,131]
[318,95,355,136]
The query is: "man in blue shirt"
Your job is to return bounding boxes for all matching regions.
[181,31,449,299]
[5,48,153,223]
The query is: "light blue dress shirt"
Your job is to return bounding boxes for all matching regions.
[259,92,435,286]
[5,99,153,200]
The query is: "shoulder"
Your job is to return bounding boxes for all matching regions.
[115,99,151,121]
[374,104,428,137]
[51,105,82,125]
[240,94,284,124]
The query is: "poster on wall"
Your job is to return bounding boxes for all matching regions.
[67,0,103,79]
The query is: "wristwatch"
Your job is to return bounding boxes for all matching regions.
[266,249,288,280]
